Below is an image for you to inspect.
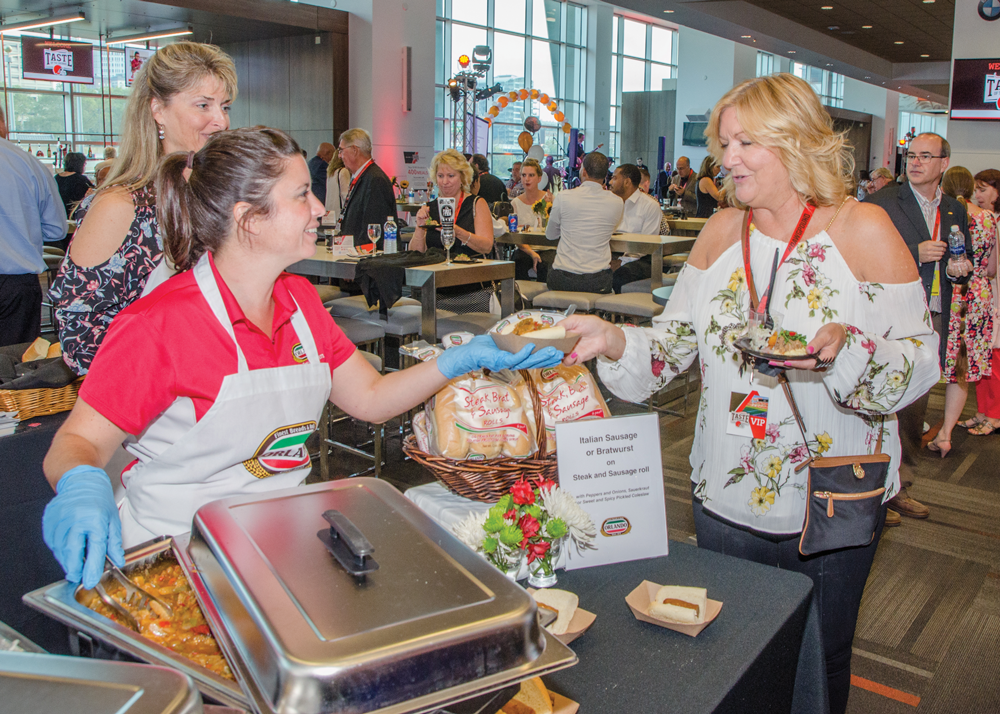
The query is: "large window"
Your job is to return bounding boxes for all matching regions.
[756,52,774,77]
[608,15,677,163]
[898,111,947,139]
[435,0,587,181]
[791,62,844,108]
[1,30,138,171]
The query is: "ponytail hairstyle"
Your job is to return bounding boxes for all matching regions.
[156,127,303,273]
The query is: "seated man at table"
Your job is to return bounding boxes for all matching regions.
[544,152,623,294]
[337,128,398,247]
[609,163,663,293]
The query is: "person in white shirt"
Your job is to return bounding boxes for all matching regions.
[545,152,623,293]
[610,163,664,293]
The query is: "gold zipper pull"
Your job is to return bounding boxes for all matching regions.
[813,491,835,517]
[853,463,865,479]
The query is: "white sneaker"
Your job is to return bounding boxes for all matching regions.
[922,422,930,434]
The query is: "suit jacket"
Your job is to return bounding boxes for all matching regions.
[340,162,398,247]
[865,180,971,368]
[308,155,329,205]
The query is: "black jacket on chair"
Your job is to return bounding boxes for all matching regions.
[864,180,971,369]
[340,162,398,247]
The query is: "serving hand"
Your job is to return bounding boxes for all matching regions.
[435,335,562,379]
[560,315,626,366]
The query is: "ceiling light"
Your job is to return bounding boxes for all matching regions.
[741,35,752,38]
[922,0,934,3]
[663,9,674,13]
[107,26,193,45]
[862,25,872,28]
[921,53,929,57]
[864,76,871,79]
[0,11,86,35]
[821,6,833,9]
[894,41,904,44]
[828,25,839,30]
[787,50,796,53]
[826,63,833,66]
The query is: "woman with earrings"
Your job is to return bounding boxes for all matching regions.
[49,41,237,375]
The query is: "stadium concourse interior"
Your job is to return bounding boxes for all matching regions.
[319,379,1000,714]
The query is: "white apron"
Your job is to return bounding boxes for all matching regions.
[118,254,332,546]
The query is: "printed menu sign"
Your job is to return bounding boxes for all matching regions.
[21,37,94,85]
[556,413,669,569]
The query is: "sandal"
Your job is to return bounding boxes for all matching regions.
[969,420,1000,436]
[959,415,987,429]
[927,439,951,458]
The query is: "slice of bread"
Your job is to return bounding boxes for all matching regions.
[500,677,553,714]
[524,325,565,340]
[46,342,62,359]
[648,585,707,624]
[531,588,579,635]
[21,337,50,362]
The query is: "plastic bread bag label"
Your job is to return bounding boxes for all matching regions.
[399,340,445,362]
[532,365,611,452]
[412,410,432,453]
[425,370,537,460]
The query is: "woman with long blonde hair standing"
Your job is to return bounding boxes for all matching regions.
[49,42,237,375]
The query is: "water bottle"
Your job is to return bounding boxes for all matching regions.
[408,187,415,203]
[383,216,398,254]
[947,225,966,260]
[508,213,518,234]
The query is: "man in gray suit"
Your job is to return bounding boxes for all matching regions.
[866,133,972,521]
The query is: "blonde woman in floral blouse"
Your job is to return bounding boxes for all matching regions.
[560,74,940,714]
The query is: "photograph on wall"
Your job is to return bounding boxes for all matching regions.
[20,37,94,85]
[126,48,156,87]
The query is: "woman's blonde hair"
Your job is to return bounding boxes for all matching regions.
[521,158,542,177]
[706,73,854,209]
[104,42,238,193]
[430,148,474,193]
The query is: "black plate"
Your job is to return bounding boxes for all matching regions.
[451,256,482,264]
[733,335,821,364]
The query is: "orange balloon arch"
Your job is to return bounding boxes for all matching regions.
[484,87,573,135]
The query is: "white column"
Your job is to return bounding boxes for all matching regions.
[843,77,892,172]
[673,25,736,168]
[585,3,613,153]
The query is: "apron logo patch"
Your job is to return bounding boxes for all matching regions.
[292,342,308,363]
[243,421,316,478]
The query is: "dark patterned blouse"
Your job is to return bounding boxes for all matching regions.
[49,185,162,375]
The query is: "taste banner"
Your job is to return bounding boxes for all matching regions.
[21,37,94,85]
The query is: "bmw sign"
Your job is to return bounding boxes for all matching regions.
[980,0,1000,21]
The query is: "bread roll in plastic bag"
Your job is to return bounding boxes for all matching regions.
[531,364,610,452]
[426,370,537,460]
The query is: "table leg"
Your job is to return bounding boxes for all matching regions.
[420,273,438,343]
[500,276,514,316]
[651,247,663,290]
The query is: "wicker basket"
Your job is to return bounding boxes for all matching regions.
[402,369,558,502]
[0,378,83,421]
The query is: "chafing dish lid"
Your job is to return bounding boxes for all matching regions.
[0,651,203,714]
[188,478,546,713]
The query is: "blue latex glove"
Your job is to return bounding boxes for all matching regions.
[42,465,124,589]
[436,334,563,379]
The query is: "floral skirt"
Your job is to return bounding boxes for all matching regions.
[944,277,994,383]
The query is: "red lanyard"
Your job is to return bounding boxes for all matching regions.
[349,159,373,191]
[930,208,940,242]
[741,203,816,313]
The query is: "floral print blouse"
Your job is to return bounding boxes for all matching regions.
[49,185,162,375]
[598,226,941,534]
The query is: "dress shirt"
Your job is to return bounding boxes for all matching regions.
[0,137,66,275]
[545,181,624,275]
[913,184,942,312]
[616,189,662,235]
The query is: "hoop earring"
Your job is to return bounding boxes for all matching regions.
[157,124,165,141]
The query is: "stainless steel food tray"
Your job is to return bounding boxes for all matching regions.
[185,478,577,714]
[0,649,203,714]
[22,536,248,711]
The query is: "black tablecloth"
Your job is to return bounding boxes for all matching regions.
[0,413,71,653]
[546,541,827,714]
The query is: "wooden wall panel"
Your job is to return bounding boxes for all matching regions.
[621,90,675,170]
[225,42,251,130]
[247,37,292,132]
[288,34,334,134]
[331,31,349,142]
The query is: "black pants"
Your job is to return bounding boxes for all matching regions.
[547,267,612,294]
[0,274,42,347]
[514,248,553,282]
[692,489,887,714]
[612,255,652,293]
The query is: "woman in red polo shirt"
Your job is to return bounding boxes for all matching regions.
[41,128,560,588]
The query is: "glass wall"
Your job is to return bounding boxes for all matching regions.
[2,31,134,172]
[435,0,587,181]
[608,15,677,163]
[898,111,947,139]
[756,51,774,77]
[791,62,844,107]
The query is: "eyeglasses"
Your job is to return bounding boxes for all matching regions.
[905,152,945,163]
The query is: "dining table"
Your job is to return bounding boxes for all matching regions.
[287,245,516,342]
[665,217,708,236]
[496,231,697,290]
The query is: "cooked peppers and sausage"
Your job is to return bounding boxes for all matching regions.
[87,558,234,680]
